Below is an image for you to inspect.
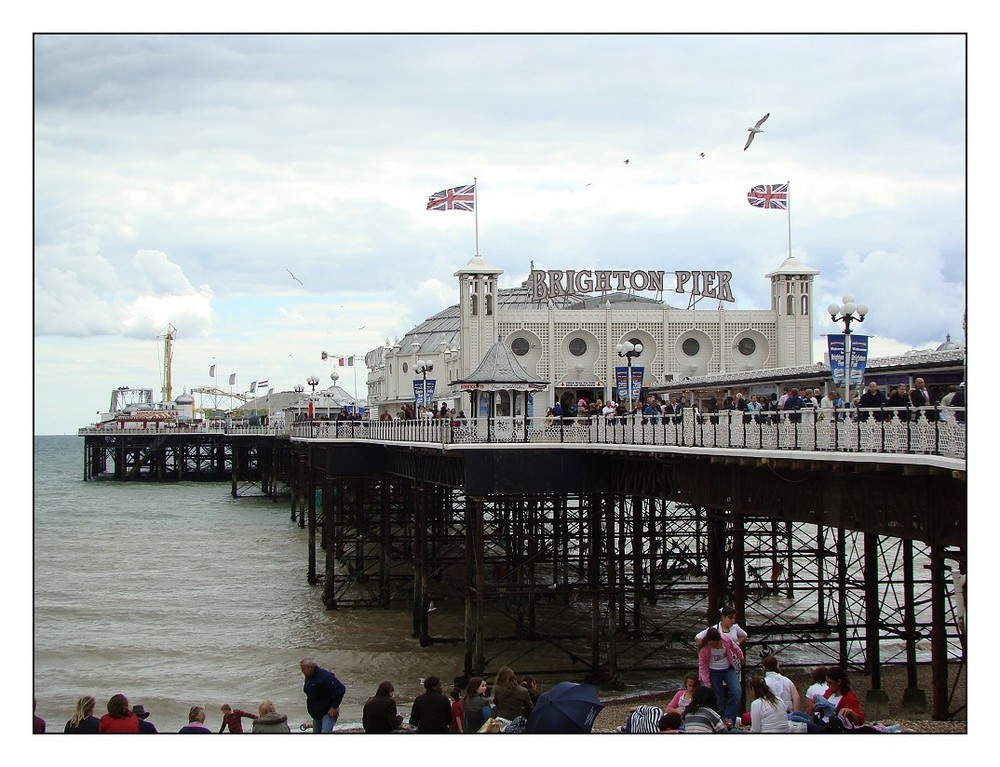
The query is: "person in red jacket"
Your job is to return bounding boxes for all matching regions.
[98,693,140,733]
[219,703,258,733]
[823,667,865,725]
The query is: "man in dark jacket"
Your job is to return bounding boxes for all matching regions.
[857,381,888,422]
[408,676,451,733]
[132,704,158,733]
[300,656,347,733]
[909,377,938,421]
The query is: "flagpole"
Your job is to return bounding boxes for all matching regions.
[786,179,792,258]
[474,176,479,255]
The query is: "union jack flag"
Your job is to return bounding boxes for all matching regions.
[747,183,788,210]
[427,183,476,211]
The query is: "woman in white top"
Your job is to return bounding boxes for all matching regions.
[803,666,829,716]
[748,675,790,733]
[695,606,748,649]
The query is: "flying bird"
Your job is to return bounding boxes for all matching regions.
[286,268,303,285]
[623,159,630,164]
[427,601,436,612]
[743,113,769,151]
[699,152,706,157]
[357,325,366,330]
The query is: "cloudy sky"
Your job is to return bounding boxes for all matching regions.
[28,22,972,434]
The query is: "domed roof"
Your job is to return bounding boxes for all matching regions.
[175,392,195,404]
[764,255,820,278]
[936,334,964,351]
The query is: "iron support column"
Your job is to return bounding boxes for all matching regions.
[929,545,950,720]
[901,538,927,712]
[864,531,887,707]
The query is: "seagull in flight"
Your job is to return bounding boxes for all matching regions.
[623,159,630,164]
[699,152,706,157]
[357,325,366,330]
[744,113,769,151]
[286,268,303,285]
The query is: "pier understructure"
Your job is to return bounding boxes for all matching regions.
[291,442,966,720]
[81,432,291,500]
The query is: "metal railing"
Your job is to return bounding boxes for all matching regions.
[288,406,966,460]
[78,423,289,436]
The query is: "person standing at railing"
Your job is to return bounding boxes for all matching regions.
[938,385,957,422]
[782,388,805,424]
[951,384,965,423]
[857,381,887,422]
[820,390,843,421]
[887,384,910,421]
[909,377,938,422]
[706,397,720,425]
[746,394,763,424]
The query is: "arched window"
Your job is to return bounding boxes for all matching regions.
[801,294,809,315]
[786,294,795,315]
[486,293,494,316]
[470,293,478,316]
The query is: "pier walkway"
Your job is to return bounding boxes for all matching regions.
[288,408,966,468]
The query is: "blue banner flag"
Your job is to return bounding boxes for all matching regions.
[615,366,644,404]
[413,379,437,408]
[849,335,869,386]
[828,335,847,385]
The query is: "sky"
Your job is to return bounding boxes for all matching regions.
[23,14,975,437]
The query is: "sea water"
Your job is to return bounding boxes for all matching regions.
[33,435,502,734]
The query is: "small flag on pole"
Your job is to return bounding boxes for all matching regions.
[209,364,216,377]
[250,381,257,392]
[257,379,269,389]
[747,183,788,210]
[229,373,237,386]
[338,356,354,366]
[426,183,475,211]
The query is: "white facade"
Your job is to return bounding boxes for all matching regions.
[365,254,818,416]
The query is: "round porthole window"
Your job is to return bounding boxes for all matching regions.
[511,337,530,356]
[569,338,587,357]
[738,337,756,356]
[682,338,700,357]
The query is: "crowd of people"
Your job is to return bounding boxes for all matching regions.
[34,693,295,735]
[535,378,964,429]
[34,637,893,735]
[615,606,894,734]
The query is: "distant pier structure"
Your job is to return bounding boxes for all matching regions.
[288,415,966,721]
[80,426,291,499]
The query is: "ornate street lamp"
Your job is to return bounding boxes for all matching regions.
[306,375,320,419]
[615,340,644,413]
[415,359,433,413]
[827,295,868,409]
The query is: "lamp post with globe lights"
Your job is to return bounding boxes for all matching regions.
[827,295,868,410]
[306,376,320,420]
[615,340,644,413]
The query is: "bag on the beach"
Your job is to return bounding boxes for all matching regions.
[502,716,528,734]
[478,717,502,734]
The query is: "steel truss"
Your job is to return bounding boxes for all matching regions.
[296,449,965,719]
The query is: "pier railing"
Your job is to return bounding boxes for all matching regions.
[290,406,966,460]
[78,424,287,437]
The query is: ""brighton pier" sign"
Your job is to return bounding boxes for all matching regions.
[528,269,734,303]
